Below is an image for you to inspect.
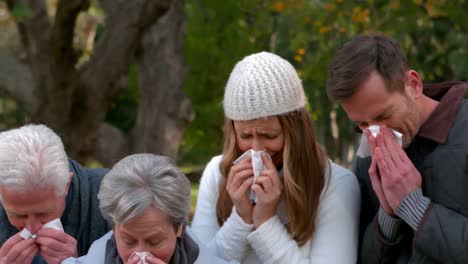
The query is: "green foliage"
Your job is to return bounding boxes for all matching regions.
[180,0,468,166]
[0,91,29,130]
[190,180,199,213]
[180,0,278,164]
[1,0,466,167]
[10,3,33,22]
[447,32,468,79]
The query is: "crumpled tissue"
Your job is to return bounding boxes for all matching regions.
[130,252,151,264]
[356,125,403,158]
[233,149,271,203]
[19,218,64,240]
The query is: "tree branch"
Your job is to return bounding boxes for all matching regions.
[57,0,172,162]
[5,0,51,109]
[6,0,51,64]
[33,0,92,127]
[50,0,90,70]
[80,0,172,106]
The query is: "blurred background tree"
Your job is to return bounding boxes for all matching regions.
[181,0,468,170]
[0,0,194,166]
[0,0,467,171]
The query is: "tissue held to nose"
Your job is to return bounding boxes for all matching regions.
[130,252,152,264]
[19,218,64,239]
[356,125,403,158]
[19,228,36,239]
[233,149,271,203]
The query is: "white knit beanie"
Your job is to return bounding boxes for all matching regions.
[223,51,307,120]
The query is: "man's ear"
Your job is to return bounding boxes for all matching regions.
[405,70,423,99]
[176,223,184,237]
[65,172,74,194]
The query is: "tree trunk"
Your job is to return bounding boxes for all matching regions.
[0,0,183,165]
[131,0,194,159]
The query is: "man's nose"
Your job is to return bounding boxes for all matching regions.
[360,121,382,131]
[25,218,43,234]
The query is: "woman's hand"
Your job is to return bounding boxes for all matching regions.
[127,253,166,264]
[251,153,283,228]
[227,156,254,224]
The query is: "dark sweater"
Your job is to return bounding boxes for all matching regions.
[357,82,468,263]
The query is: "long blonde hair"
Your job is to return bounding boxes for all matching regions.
[216,108,326,246]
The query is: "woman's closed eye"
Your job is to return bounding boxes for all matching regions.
[123,239,137,246]
[149,239,163,246]
[263,134,278,139]
[239,133,252,139]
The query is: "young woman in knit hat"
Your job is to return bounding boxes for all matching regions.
[191,52,360,263]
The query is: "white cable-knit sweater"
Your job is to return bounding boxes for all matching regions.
[191,155,360,264]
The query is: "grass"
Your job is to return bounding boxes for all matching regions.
[190,180,200,210]
[189,180,200,221]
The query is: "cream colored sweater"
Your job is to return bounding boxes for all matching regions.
[191,155,360,264]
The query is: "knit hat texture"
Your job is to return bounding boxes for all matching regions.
[223,52,307,120]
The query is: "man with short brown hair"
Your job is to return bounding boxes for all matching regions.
[327,34,468,263]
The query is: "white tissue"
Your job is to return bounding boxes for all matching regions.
[42,218,64,231]
[356,125,403,158]
[130,252,151,264]
[19,228,35,239]
[19,218,64,240]
[233,149,271,203]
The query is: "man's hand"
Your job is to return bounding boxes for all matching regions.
[0,233,38,264]
[35,228,77,264]
[374,126,422,211]
[365,129,394,215]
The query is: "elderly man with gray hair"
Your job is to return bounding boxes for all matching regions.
[0,124,111,264]
[62,153,225,264]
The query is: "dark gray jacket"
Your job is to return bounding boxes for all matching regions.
[0,159,111,259]
[357,82,468,263]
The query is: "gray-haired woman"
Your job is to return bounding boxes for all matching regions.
[61,154,207,264]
